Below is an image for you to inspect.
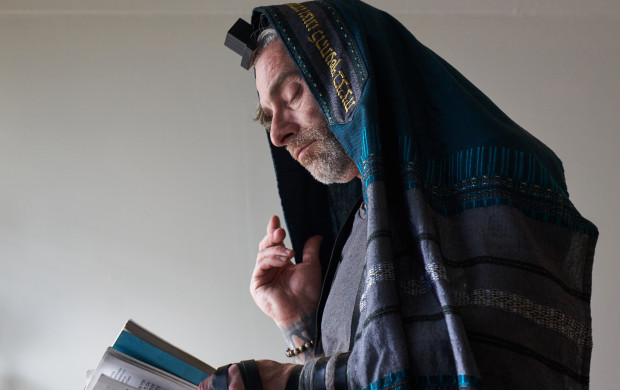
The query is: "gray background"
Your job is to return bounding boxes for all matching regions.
[1,1,618,389]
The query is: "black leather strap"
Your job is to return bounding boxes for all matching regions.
[334,353,350,390]
[285,365,303,390]
[212,364,231,390]
[238,360,264,390]
[312,357,330,390]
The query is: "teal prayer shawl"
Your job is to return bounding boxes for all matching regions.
[251,1,598,389]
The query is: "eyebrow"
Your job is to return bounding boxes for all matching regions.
[254,104,271,131]
[259,68,302,118]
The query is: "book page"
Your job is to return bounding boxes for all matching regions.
[92,374,140,390]
[86,348,195,390]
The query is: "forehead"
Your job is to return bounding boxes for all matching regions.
[255,39,300,99]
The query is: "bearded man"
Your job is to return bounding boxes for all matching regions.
[202,1,598,389]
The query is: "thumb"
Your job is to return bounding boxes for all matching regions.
[302,235,323,264]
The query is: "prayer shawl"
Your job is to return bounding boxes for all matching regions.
[250,1,598,389]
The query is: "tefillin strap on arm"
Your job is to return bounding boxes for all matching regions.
[224,18,257,70]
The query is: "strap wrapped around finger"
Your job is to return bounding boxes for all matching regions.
[237,360,264,390]
[212,364,231,390]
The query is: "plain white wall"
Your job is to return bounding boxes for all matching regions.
[1,3,618,390]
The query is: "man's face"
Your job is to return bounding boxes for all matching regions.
[255,39,359,184]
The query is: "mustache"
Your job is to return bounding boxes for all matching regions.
[286,123,330,155]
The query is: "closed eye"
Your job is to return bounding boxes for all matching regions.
[288,85,302,106]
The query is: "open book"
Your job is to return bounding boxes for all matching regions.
[86,320,215,390]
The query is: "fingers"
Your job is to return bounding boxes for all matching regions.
[257,246,295,265]
[198,374,215,390]
[197,365,245,390]
[203,361,294,390]
[252,246,295,284]
[267,214,280,234]
[259,215,287,251]
[267,215,284,244]
[302,235,322,264]
[227,365,245,390]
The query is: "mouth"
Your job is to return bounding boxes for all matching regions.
[294,141,316,161]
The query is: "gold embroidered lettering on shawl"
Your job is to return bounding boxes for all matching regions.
[286,3,357,112]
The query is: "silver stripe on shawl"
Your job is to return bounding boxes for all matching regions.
[371,264,592,347]
[425,263,448,281]
[360,263,395,311]
[360,263,447,311]
[453,289,592,347]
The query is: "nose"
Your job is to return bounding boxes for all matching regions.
[269,109,299,147]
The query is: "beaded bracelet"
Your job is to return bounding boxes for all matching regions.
[285,340,314,358]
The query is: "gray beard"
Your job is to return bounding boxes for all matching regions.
[286,122,358,184]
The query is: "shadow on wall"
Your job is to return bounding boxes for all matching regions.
[1,375,41,390]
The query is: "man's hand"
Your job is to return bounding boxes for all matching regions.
[250,216,322,329]
[198,360,299,390]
